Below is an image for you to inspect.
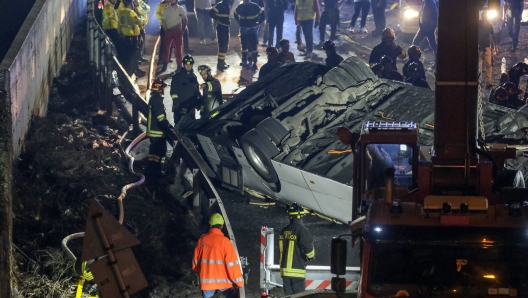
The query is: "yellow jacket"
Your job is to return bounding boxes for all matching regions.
[118,8,141,36]
[156,2,169,23]
[135,0,151,28]
[116,1,125,14]
[102,1,118,30]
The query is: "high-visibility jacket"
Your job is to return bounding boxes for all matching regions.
[156,1,169,23]
[135,0,151,29]
[201,76,223,114]
[118,8,141,36]
[102,1,118,30]
[296,0,316,21]
[279,218,315,279]
[147,92,169,138]
[210,0,231,27]
[234,2,265,28]
[116,1,125,14]
[192,228,245,290]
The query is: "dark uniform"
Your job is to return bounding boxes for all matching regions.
[258,61,279,79]
[402,59,426,80]
[210,0,231,70]
[147,87,176,190]
[234,1,266,67]
[382,70,404,81]
[201,76,223,113]
[319,0,339,42]
[369,43,406,72]
[325,52,343,68]
[266,0,289,47]
[279,216,315,295]
[406,77,431,89]
[170,68,201,126]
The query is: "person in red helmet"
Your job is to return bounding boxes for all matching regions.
[402,45,425,80]
[146,78,177,193]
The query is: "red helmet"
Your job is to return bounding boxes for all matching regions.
[503,82,517,95]
[151,79,167,92]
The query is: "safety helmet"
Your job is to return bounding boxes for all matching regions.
[370,63,384,73]
[408,62,421,74]
[495,87,508,101]
[503,82,517,95]
[323,40,337,51]
[182,54,195,65]
[197,65,212,74]
[381,28,395,39]
[266,47,279,55]
[209,213,225,226]
[380,55,393,65]
[151,78,167,92]
[288,203,305,218]
[407,45,421,58]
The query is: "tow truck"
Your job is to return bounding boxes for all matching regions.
[269,0,528,297]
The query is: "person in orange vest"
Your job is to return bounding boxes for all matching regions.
[193,213,244,298]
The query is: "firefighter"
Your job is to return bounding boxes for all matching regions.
[170,54,201,127]
[279,203,315,295]
[402,45,425,81]
[368,28,406,72]
[380,55,403,82]
[192,213,245,298]
[323,40,343,68]
[134,0,150,63]
[198,65,223,114]
[146,79,177,192]
[234,0,265,70]
[118,0,145,77]
[405,62,431,89]
[209,0,231,71]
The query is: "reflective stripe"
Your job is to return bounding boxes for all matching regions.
[161,157,166,163]
[218,22,229,26]
[226,260,240,267]
[201,278,230,283]
[306,248,315,259]
[207,82,213,91]
[287,239,294,269]
[171,94,178,99]
[232,277,244,283]
[280,268,306,278]
[278,238,283,265]
[201,259,225,265]
[157,114,166,121]
[193,259,198,265]
[216,13,230,17]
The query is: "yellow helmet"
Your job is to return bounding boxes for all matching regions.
[381,28,395,39]
[209,213,225,226]
[288,203,305,218]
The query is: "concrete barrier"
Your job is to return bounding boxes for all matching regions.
[0,0,87,158]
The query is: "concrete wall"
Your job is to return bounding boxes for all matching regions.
[0,0,87,158]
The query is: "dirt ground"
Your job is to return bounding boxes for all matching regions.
[11,28,206,298]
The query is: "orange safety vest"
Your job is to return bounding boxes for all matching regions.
[192,228,245,290]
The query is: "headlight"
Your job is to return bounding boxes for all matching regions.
[487,9,498,19]
[404,9,419,19]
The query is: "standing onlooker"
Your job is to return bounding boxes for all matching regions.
[295,0,321,58]
[279,203,315,296]
[161,0,188,72]
[266,0,289,48]
[348,0,370,34]
[277,39,295,63]
[318,0,341,45]
[478,10,498,89]
[234,0,266,70]
[210,0,231,71]
[505,0,524,52]
[156,0,171,64]
[195,0,217,44]
[192,214,244,298]
[369,28,406,71]
[254,0,269,46]
[412,0,437,63]
[370,0,386,37]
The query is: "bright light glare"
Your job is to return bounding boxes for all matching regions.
[374,227,382,233]
[400,144,407,151]
[484,275,496,279]
[487,10,498,19]
[405,9,419,19]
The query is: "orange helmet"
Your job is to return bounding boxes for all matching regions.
[151,79,167,92]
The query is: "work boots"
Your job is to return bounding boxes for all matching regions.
[217,59,230,71]
[240,52,248,67]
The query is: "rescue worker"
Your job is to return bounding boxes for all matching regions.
[402,45,425,81]
[234,0,266,70]
[277,39,295,63]
[279,203,315,295]
[266,0,289,48]
[161,0,188,72]
[210,0,231,71]
[405,62,431,89]
[198,65,223,114]
[380,55,403,82]
[146,79,177,192]
[259,47,280,79]
[118,0,145,77]
[323,40,343,68]
[370,63,383,78]
[134,0,150,63]
[294,0,321,59]
[318,0,341,46]
[369,28,406,71]
[170,54,201,127]
[102,0,120,45]
[507,62,528,90]
[192,213,245,298]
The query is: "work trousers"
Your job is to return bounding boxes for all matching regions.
[350,1,370,28]
[299,19,314,52]
[105,29,121,58]
[137,29,145,60]
[507,8,523,48]
[147,137,167,189]
[296,24,303,44]
[196,9,216,40]
[371,0,386,33]
[240,27,259,64]
[319,8,339,42]
[202,287,237,298]
[217,24,230,60]
[259,6,270,44]
[412,27,437,53]
[282,277,306,295]
[479,47,493,87]
[162,28,184,65]
[121,36,139,76]
[267,14,284,47]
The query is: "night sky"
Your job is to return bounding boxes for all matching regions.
[0,0,36,63]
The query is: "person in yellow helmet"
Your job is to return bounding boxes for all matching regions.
[118,0,145,77]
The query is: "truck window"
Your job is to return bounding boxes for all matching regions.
[365,144,413,193]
